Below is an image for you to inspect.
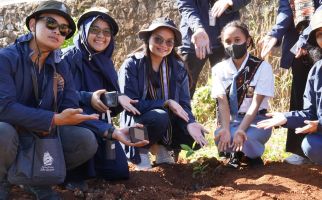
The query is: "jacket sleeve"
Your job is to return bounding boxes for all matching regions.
[177,0,205,32]
[284,65,318,128]
[120,58,166,115]
[269,0,294,45]
[62,49,93,107]
[57,61,81,111]
[226,0,251,13]
[78,119,112,137]
[0,54,54,132]
[178,69,196,124]
[78,91,93,107]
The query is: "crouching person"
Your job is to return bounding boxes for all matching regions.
[257,10,322,165]
[212,21,274,168]
[61,7,148,190]
[0,1,99,199]
[119,17,208,170]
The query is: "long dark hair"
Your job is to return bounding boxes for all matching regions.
[130,30,192,88]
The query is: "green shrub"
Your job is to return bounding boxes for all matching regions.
[191,79,216,125]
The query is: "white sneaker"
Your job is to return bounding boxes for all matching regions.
[284,154,311,165]
[135,153,152,171]
[155,145,175,164]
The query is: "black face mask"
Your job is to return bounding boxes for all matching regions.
[225,42,248,59]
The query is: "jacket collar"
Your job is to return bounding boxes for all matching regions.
[15,33,62,66]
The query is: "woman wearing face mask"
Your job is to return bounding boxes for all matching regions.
[211,20,274,169]
[119,17,208,170]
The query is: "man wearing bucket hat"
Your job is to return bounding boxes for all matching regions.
[257,9,322,166]
[119,17,208,170]
[61,7,148,190]
[0,1,100,199]
[176,0,251,97]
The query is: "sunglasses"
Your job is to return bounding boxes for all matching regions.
[151,35,175,47]
[37,16,72,37]
[89,26,112,37]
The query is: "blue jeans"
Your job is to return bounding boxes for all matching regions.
[0,122,98,180]
[214,115,272,158]
[301,133,322,165]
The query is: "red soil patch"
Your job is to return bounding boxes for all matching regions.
[8,158,322,200]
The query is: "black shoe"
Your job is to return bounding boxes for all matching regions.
[226,152,244,169]
[0,180,10,200]
[219,152,231,158]
[64,180,88,192]
[245,157,264,167]
[27,185,61,200]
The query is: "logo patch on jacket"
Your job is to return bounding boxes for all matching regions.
[55,73,65,91]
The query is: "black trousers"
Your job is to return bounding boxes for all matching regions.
[286,56,312,157]
[134,109,196,150]
[180,46,226,97]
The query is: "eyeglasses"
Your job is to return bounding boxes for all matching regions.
[89,26,112,37]
[37,16,71,37]
[151,35,175,47]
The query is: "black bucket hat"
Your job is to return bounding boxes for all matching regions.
[26,0,76,39]
[138,17,182,47]
[308,10,322,46]
[77,7,119,36]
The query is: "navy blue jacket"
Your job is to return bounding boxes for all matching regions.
[0,33,78,132]
[119,53,195,124]
[284,59,322,129]
[62,46,122,136]
[269,0,321,69]
[177,0,250,53]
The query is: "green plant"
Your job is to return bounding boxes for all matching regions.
[192,163,209,178]
[180,143,196,158]
[180,143,209,178]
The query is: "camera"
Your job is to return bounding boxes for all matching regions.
[129,127,148,143]
[100,91,118,107]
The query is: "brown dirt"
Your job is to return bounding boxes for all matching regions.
[8,158,322,200]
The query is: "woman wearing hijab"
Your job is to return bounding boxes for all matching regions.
[62,7,147,190]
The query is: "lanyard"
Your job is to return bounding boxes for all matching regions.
[30,62,46,106]
[30,62,57,112]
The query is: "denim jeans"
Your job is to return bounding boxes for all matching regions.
[0,122,98,180]
[301,132,322,165]
[214,114,272,158]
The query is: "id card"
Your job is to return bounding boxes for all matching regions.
[209,9,216,26]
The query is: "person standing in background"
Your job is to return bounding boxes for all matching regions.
[176,0,251,97]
